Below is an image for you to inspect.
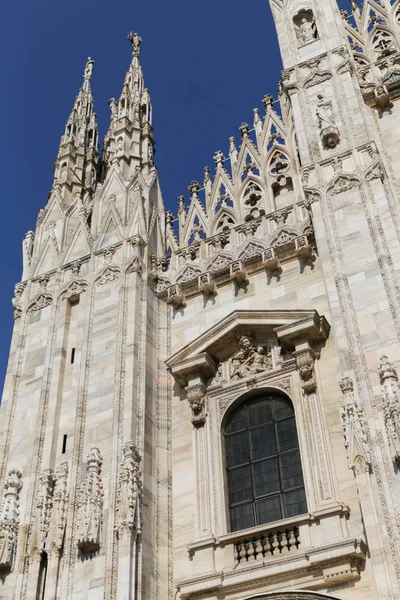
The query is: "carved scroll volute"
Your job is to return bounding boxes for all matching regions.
[0,469,23,573]
[294,348,317,394]
[186,381,207,428]
[379,355,400,466]
[339,377,371,475]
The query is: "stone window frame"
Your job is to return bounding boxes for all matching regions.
[167,309,344,543]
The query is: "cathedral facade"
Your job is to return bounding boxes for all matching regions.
[1,0,400,598]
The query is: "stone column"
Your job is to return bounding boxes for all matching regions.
[186,377,213,542]
[43,549,61,600]
[295,346,336,507]
[339,377,392,599]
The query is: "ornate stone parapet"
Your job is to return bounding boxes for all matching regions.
[234,524,300,564]
[379,355,400,466]
[77,447,104,553]
[0,469,23,573]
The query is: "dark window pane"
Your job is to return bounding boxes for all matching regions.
[253,458,280,496]
[277,417,299,452]
[248,399,273,426]
[225,394,307,531]
[226,431,249,467]
[226,407,247,433]
[284,488,307,517]
[228,465,252,504]
[281,451,304,489]
[231,503,254,531]
[250,423,276,459]
[256,496,282,524]
[273,398,294,420]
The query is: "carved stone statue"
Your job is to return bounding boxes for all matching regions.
[231,336,272,380]
[0,469,23,573]
[77,447,104,553]
[316,94,340,149]
[316,95,335,128]
[128,31,142,57]
[84,57,94,80]
[295,13,317,46]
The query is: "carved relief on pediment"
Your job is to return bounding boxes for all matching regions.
[209,335,287,387]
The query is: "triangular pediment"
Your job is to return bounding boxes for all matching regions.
[166,309,329,386]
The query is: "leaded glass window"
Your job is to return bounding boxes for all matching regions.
[224,393,307,532]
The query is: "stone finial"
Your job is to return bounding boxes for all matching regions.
[128,31,142,57]
[83,57,95,82]
[339,377,354,395]
[253,109,262,136]
[178,195,186,213]
[188,181,201,197]
[239,122,250,138]
[229,137,238,165]
[213,150,225,168]
[379,355,398,383]
[166,211,174,227]
[262,94,274,109]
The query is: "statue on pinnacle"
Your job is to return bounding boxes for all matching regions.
[128,31,142,57]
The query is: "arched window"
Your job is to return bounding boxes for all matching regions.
[224,393,307,532]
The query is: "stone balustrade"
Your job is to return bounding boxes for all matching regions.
[234,525,300,564]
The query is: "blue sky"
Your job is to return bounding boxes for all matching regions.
[0,0,283,390]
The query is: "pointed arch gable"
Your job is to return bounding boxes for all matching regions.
[181,198,209,246]
[236,139,262,180]
[211,207,237,235]
[62,224,92,264]
[94,204,124,251]
[209,169,236,212]
[260,111,288,153]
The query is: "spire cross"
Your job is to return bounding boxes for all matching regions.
[128,31,142,58]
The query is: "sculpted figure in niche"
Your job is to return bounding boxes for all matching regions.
[294,10,318,46]
[316,94,336,128]
[316,94,340,149]
[231,335,272,380]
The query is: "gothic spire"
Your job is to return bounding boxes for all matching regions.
[102,32,155,179]
[52,57,100,206]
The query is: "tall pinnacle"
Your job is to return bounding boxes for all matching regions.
[102,32,155,179]
[52,57,100,206]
